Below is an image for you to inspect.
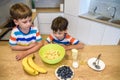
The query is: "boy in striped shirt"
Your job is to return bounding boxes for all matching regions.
[45,16,84,50]
[9,3,43,61]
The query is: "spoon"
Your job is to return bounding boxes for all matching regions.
[95,60,100,69]
[93,54,101,69]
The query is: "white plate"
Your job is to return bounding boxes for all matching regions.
[87,57,105,71]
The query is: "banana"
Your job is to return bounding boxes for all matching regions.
[28,56,47,74]
[22,57,38,75]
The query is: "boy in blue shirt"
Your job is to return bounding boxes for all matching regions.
[9,3,43,61]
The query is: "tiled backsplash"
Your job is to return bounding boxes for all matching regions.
[89,0,120,20]
[34,0,64,8]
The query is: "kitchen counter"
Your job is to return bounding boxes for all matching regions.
[0,42,120,80]
[32,12,37,22]
[36,8,61,13]
[79,13,120,28]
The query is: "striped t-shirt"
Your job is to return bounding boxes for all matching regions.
[46,33,79,45]
[9,26,42,46]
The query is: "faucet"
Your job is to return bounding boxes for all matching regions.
[93,6,97,14]
[108,7,116,19]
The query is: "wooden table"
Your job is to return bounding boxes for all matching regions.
[0,42,120,80]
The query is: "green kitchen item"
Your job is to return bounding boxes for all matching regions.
[39,44,65,64]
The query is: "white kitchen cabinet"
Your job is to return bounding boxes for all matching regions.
[37,13,64,34]
[39,24,52,34]
[87,21,120,45]
[64,14,120,45]
[87,21,105,45]
[38,13,64,23]
[101,26,120,45]
[65,14,105,45]
[34,16,51,34]
[64,0,90,16]
[64,14,91,44]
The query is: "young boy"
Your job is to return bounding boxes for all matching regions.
[9,3,43,61]
[45,16,84,50]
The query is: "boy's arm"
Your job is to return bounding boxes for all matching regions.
[44,40,49,45]
[45,34,53,44]
[61,42,84,50]
[16,41,43,61]
[10,42,37,51]
[23,41,43,55]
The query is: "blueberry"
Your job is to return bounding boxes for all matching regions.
[56,65,73,80]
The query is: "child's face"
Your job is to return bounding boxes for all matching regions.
[14,17,32,30]
[53,30,67,40]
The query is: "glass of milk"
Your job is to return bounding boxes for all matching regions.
[71,49,79,68]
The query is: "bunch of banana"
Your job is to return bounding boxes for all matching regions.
[22,55,47,75]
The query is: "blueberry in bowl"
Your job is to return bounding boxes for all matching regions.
[55,65,74,80]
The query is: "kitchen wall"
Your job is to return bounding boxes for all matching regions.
[0,0,32,27]
[0,0,12,27]
[89,0,120,20]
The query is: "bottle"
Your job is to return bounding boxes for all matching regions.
[31,0,36,12]
[60,4,64,12]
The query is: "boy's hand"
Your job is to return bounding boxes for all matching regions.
[60,44,68,50]
[28,42,37,49]
[16,52,26,61]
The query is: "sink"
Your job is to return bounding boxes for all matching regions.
[84,13,120,26]
[95,16,120,25]
[109,20,120,25]
[96,16,111,21]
